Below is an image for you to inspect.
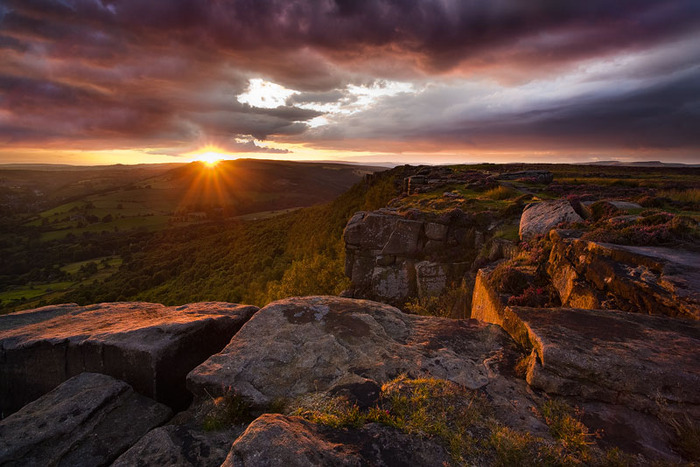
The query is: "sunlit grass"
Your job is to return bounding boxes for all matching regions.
[658,188,700,204]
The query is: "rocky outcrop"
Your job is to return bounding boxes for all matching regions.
[509,306,700,418]
[0,372,171,466]
[519,199,583,240]
[401,167,495,194]
[189,297,526,405]
[113,425,238,467]
[223,413,451,467]
[0,301,258,416]
[548,230,700,319]
[495,170,554,184]
[343,209,479,307]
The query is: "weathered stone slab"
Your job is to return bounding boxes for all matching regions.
[415,261,447,297]
[380,218,423,256]
[0,372,171,466]
[222,413,450,467]
[187,296,518,408]
[371,262,413,301]
[548,230,700,319]
[506,306,700,417]
[343,208,484,306]
[0,301,258,416]
[424,222,448,241]
[342,212,397,250]
[112,425,237,467]
[519,200,582,240]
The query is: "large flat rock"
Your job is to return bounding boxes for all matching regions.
[0,301,258,416]
[0,372,171,466]
[187,296,525,408]
[548,230,700,319]
[506,306,700,417]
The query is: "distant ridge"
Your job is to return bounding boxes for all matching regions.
[584,160,700,168]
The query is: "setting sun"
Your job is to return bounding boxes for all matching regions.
[197,152,221,167]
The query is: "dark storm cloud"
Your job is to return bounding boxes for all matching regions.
[0,0,699,157]
[311,66,700,153]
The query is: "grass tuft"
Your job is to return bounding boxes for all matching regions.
[202,391,254,431]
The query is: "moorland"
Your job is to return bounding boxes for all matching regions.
[1,160,699,465]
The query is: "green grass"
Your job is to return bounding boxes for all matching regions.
[658,188,700,204]
[39,215,170,241]
[398,184,520,214]
[285,377,631,465]
[493,224,520,242]
[1,257,122,313]
[484,185,520,200]
[202,391,255,431]
[0,281,74,302]
[60,256,122,274]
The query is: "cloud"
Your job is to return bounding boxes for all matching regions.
[0,0,698,160]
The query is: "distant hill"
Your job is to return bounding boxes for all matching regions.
[1,159,381,239]
[584,160,700,168]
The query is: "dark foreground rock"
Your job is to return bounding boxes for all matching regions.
[510,306,700,417]
[473,276,700,418]
[222,413,450,467]
[0,373,171,467]
[113,425,239,467]
[0,301,258,417]
[548,230,700,319]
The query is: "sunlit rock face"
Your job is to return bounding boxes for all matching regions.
[548,229,700,320]
[0,373,171,466]
[0,301,258,417]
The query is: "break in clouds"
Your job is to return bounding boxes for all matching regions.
[1,0,699,161]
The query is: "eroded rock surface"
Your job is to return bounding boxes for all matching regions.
[0,301,258,416]
[222,413,451,467]
[519,199,582,240]
[113,425,238,467]
[343,209,479,307]
[548,230,700,319]
[0,372,171,467]
[501,306,700,418]
[189,297,518,406]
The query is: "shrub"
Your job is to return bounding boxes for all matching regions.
[403,281,471,318]
[589,201,621,221]
[540,399,595,455]
[484,185,519,200]
[507,286,550,308]
[669,414,700,461]
[489,262,530,295]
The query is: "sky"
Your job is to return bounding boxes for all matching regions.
[1,0,699,165]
